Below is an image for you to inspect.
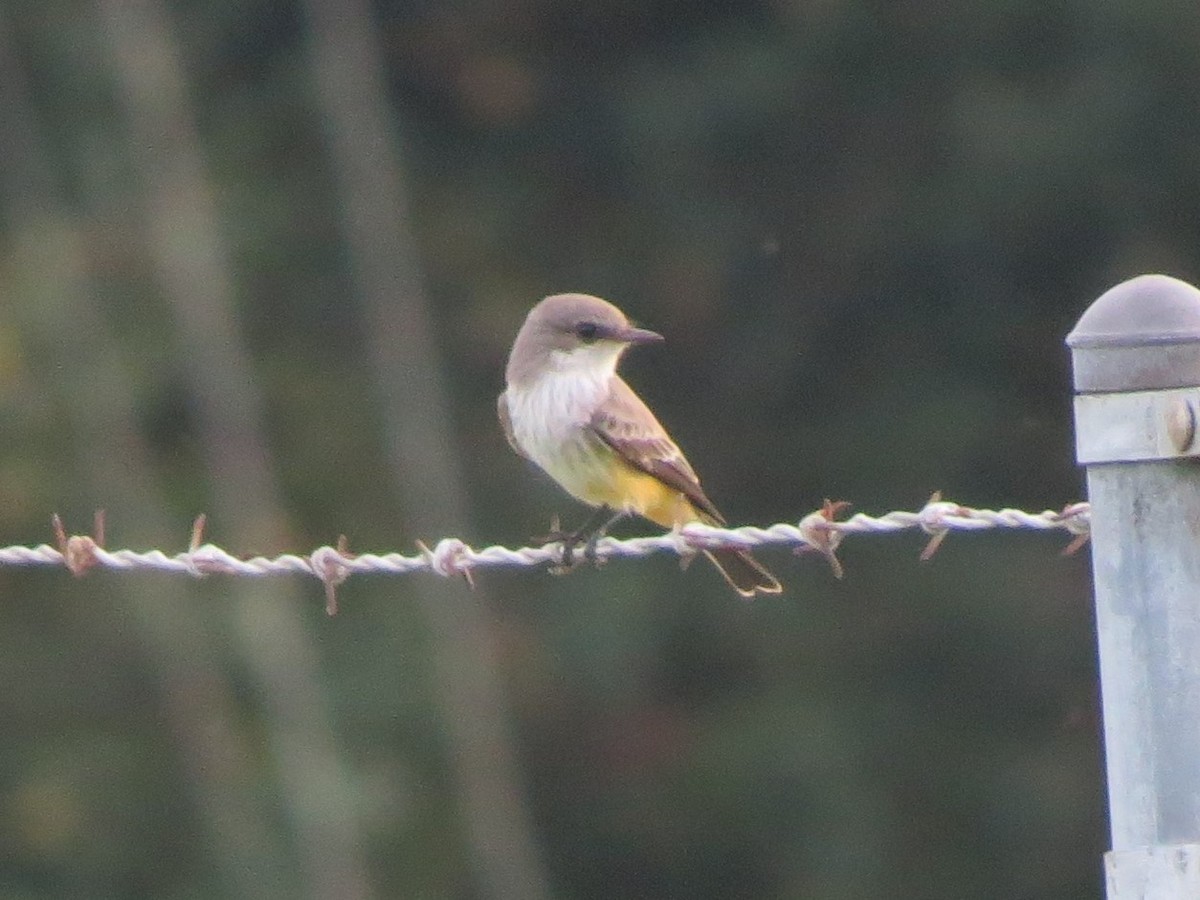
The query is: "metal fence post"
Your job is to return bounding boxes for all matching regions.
[1068,274,1200,897]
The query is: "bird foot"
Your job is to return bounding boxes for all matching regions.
[533,515,585,572]
[582,531,607,568]
[534,515,608,572]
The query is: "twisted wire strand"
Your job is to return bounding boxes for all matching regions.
[5,499,1090,613]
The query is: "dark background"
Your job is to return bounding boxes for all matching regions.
[2,0,1195,897]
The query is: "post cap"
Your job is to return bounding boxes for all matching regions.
[1068,274,1200,392]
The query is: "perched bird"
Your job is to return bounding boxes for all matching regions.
[498,293,781,597]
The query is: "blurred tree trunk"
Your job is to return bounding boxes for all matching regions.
[95,1,373,897]
[302,2,552,898]
[0,11,286,897]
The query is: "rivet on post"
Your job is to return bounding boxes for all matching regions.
[1167,397,1197,453]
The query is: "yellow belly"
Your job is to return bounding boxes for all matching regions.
[525,422,702,528]
[574,455,699,528]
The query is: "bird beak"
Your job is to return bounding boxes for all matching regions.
[615,326,664,344]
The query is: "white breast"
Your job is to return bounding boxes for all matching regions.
[504,368,613,501]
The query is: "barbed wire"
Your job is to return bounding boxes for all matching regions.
[1,496,1091,614]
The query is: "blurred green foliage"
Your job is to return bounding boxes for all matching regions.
[2,0,1195,896]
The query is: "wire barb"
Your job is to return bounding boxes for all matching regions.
[795,499,851,578]
[4,500,1090,608]
[416,538,476,591]
[1056,502,1092,556]
[311,536,354,616]
[52,511,107,577]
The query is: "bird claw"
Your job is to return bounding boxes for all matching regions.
[583,532,607,568]
[531,514,569,546]
[535,515,585,571]
[535,513,609,571]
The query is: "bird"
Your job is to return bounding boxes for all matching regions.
[498,292,782,597]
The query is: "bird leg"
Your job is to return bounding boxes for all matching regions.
[535,505,622,571]
[583,507,627,567]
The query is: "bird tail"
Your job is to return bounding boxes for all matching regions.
[702,548,782,598]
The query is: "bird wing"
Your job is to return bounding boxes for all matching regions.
[588,377,726,525]
[497,392,527,459]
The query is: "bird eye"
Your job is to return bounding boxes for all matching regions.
[575,322,600,341]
